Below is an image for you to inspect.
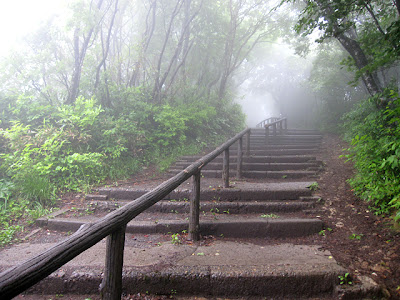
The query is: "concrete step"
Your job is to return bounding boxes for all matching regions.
[249,135,322,140]
[96,181,315,201]
[0,239,347,298]
[229,144,321,150]
[172,162,320,171]
[178,155,318,163]
[38,211,323,238]
[251,129,322,135]
[245,149,319,155]
[168,169,318,179]
[249,134,322,139]
[79,199,318,214]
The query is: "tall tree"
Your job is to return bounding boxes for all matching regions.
[283,0,400,99]
[67,0,105,104]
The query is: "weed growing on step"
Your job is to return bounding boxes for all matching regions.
[338,272,353,285]
[349,233,364,240]
[308,182,319,191]
[319,228,332,236]
[210,208,219,220]
[171,233,181,245]
[260,213,279,219]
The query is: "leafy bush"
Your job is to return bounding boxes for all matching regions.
[0,179,14,210]
[342,88,400,220]
[0,97,107,199]
[0,86,245,205]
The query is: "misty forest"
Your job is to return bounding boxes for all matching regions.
[0,0,399,247]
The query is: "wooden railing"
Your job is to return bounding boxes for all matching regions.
[255,117,280,128]
[0,128,251,300]
[264,117,287,141]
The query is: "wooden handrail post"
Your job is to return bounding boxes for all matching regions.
[265,126,269,144]
[223,148,230,188]
[100,225,126,300]
[279,121,283,135]
[284,118,288,134]
[273,123,277,136]
[246,130,250,157]
[189,171,201,241]
[236,137,243,179]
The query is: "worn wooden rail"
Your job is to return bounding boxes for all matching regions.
[264,118,287,143]
[255,117,281,128]
[0,127,255,300]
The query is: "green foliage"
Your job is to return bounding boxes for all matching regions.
[349,233,364,240]
[260,213,280,219]
[0,223,22,247]
[171,233,181,245]
[0,179,14,210]
[56,96,103,129]
[308,182,319,191]
[319,227,332,236]
[338,272,353,285]
[0,97,107,197]
[0,90,244,200]
[0,198,56,247]
[342,88,400,219]
[18,173,55,206]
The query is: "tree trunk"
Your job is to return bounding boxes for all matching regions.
[315,0,382,96]
[336,33,382,96]
[66,0,104,104]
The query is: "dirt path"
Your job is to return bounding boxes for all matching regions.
[316,133,400,299]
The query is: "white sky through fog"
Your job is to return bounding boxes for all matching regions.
[0,0,68,57]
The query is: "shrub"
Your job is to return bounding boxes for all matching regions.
[342,88,400,220]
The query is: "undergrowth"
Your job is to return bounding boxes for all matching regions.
[342,88,400,222]
[0,88,245,247]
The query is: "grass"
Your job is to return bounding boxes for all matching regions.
[260,213,280,219]
[0,199,57,247]
[308,182,319,191]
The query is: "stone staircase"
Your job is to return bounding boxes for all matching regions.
[169,128,324,179]
[0,127,380,299]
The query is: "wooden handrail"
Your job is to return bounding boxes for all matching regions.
[263,118,287,143]
[263,117,287,128]
[0,127,251,300]
[255,117,280,128]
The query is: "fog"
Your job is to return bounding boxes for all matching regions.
[236,88,280,127]
[0,1,67,57]
[236,43,316,128]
